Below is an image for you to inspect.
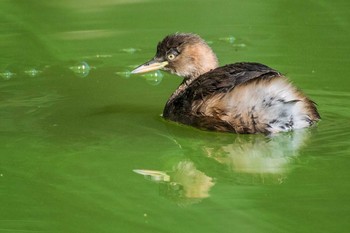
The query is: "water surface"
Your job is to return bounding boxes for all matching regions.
[1,0,350,232]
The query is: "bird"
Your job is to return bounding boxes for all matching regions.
[131,33,320,134]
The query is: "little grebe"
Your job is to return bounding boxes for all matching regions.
[131,33,320,134]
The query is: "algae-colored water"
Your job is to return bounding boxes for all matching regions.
[1,0,349,232]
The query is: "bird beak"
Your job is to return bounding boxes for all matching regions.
[131,59,168,74]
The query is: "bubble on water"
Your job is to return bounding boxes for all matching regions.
[115,70,131,79]
[24,68,41,77]
[0,70,15,80]
[121,48,141,54]
[142,70,163,86]
[219,36,236,44]
[70,61,91,78]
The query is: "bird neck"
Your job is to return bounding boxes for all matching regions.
[165,42,219,105]
[181,43,219,79]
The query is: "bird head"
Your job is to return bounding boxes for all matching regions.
[131,33,219,79]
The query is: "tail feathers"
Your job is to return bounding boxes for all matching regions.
[266,99,319,133]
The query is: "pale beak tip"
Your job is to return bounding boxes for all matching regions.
[130,60,168,75]
[130,66,142,74]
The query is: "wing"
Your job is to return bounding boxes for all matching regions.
[188,62,282,100]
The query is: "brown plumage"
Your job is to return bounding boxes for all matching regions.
[131,33,320,134]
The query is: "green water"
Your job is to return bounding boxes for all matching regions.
[1,0,350,232]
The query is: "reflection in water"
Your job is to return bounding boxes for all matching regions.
[134,160,215,206]
[56,29,117,40]
[134,129,310,205]
[45,0,148,12]
[207,131,307,175]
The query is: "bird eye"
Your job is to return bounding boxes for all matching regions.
[167,53,176,60]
